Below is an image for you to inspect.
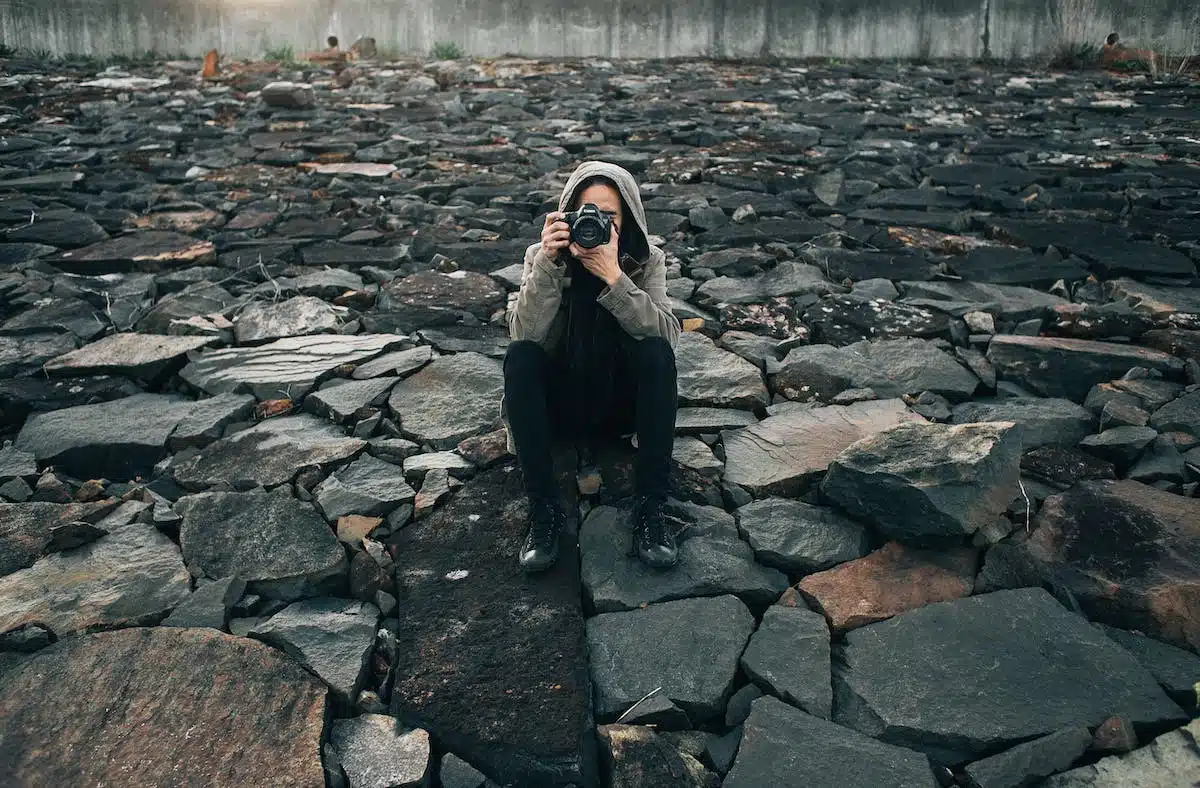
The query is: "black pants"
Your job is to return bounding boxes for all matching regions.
[503,334,678,502]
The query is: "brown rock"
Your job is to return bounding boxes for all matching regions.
[0,627,327,787]
[1091,715,1138,755]
[1023,479,1200,652]
[797,541,978,633]
[457,428,515,468]
[0,499,118,577]
[338,514,383,544]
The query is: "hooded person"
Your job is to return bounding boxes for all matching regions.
[501,160,682,573]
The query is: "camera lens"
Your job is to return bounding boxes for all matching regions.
[573,217,605,248]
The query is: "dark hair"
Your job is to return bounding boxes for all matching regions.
[328,36,340,48]
[1106,32,1120,46]
[569,175,647,263]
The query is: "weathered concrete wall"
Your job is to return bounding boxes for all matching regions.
[0,0,1196,60]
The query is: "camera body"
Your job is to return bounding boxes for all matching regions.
[562,203,613,249]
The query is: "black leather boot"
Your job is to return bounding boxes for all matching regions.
[518,497,567,573]
[631,495,678,569]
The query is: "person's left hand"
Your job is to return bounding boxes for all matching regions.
[569,222,621,287]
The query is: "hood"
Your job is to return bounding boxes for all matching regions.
[557,160,651,264]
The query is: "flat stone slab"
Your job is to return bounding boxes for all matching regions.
[314,454,415,520]
[722,399,923,496]
[233,295,344,344]
[389,467,593,788]
[724,695,937,788]
[42,332,216,381]
[54,230,217,273]
[0,523,191,639]
[0,332,78,379]
[950,397,1095,449]
[249,597,379,707]
[580,504,788,613]
[0,627,327,787]
[739,605,832,718]
[964,726,1092,788]
[307,377,397,423]
[1023,479,1200,652]
[175,490,347,601]
[833,587,1188,765]
[172,414,366,490]
[15,392,196,480]
[330,715,431,788]
[587,595,755,724]
[774,339,980,402]
[1039,717,1200,788]
[986,336,1184,402]
[735,497,870,574]
[0,499,117,578]
[180,333,409,401]
[675,331,769,409]
[821,421,1021,544]
[387,352,504,449]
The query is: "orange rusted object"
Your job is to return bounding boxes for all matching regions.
[201,49,220,79]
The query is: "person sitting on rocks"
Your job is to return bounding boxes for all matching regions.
[503,160,682,574]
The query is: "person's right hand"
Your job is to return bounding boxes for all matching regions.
[541,211,570,257]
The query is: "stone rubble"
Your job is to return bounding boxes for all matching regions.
[0,50,1197,788]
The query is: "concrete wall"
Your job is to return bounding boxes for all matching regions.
[0,0,1196,61]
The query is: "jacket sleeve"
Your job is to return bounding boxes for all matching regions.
[595,250,682,349]
[508,243,567,346]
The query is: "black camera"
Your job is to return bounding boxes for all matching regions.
[562,203,613,249]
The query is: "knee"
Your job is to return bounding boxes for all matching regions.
[504,340,546,377]
[634,337,675,373]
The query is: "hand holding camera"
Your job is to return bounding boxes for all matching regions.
[542,204,621,285]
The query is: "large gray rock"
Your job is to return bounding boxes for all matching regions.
[0,332,77,379]
[15,392,195,480]
[724,695,937,788]
[261,81,315,108]
[1097,624,1200,711]
[249,597,379,706]
[314,455,415,520]
[0,627,327,787]
[307,377,397,423]
[951,398,1095,449]
[42,332,216,381]
[580,505,788,614]
[0,523,191,638]
[387,352,504,449]
[821,421,1022,544]
[587,595,756,723]
[986,336,1184,402]
[899,280,1068,322]
[722,399,923,496]
[172,414,366,491]
[180,333,408,401]
[694,261,842,306]
[774,339,979,402]
[739,605,832,718]
[1038,717,1200,788]
[0,499,117,578]
[167,392,257,450]
[675,331,769,409]
[175,490,348,601]
[963,726,1092,788]
[233,295,344,344]
[161,575,246,630]
[735,497,870,574]
[330,715,431,788]
[1148,389,1200,434]
[833,588,1188,765]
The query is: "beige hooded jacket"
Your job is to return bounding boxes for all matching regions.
[499,160,682,454]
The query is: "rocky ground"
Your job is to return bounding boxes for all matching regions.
[0,51,1199,788]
